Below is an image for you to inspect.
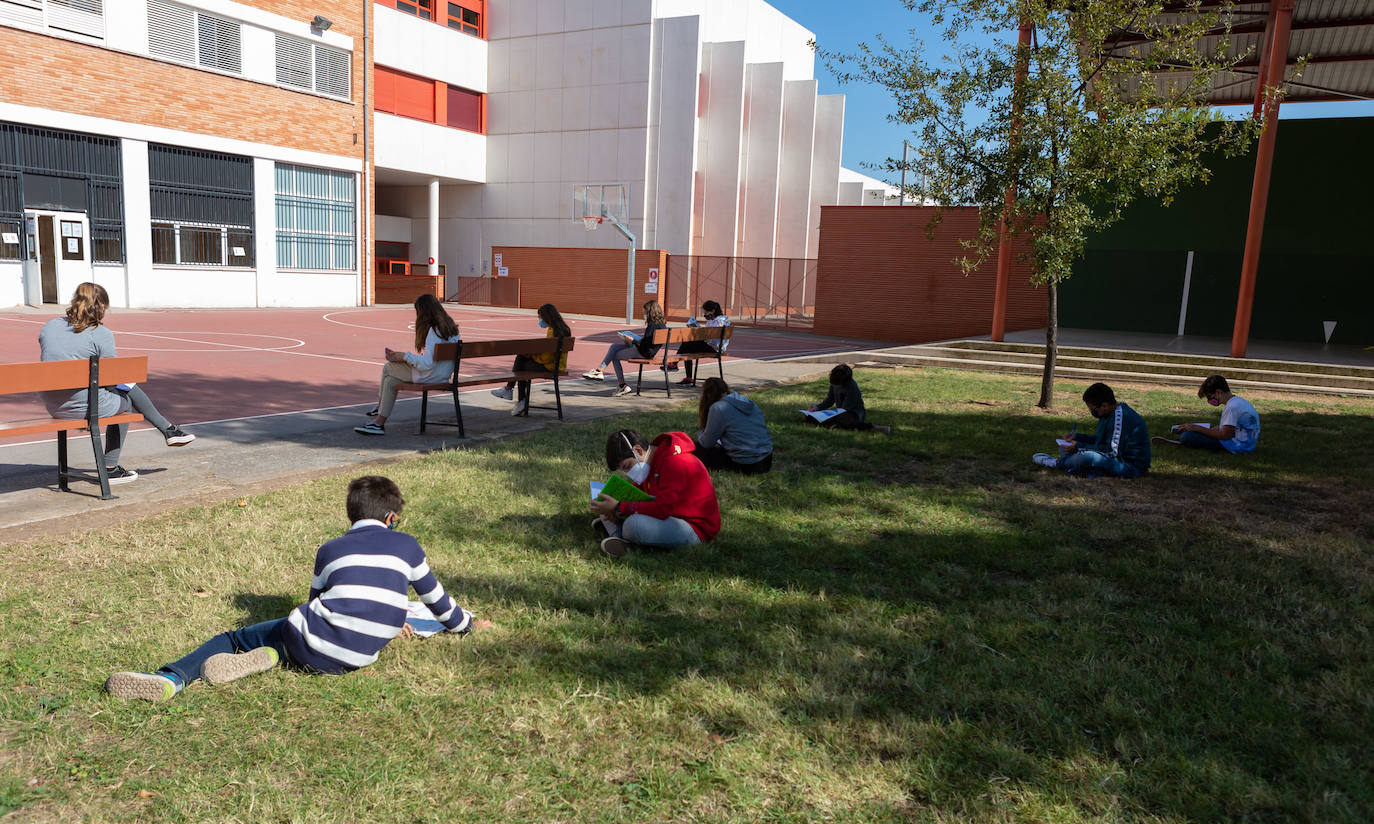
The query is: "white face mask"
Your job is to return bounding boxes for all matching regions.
[627,460,650,484]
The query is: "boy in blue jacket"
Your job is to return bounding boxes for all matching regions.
[1032,382,1151,478]
[105,476,489,701]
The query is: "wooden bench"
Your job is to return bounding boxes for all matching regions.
[396,337,575,437]
[0,355,148,499]
[626,325,733,397]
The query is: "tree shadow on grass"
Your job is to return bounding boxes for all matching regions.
[231,592,297,624]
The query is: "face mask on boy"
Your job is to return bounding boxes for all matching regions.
[1207,396,1221,407]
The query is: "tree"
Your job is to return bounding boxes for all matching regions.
[823,0,1264,407]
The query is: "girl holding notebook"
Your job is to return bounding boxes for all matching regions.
[581,300,667,397]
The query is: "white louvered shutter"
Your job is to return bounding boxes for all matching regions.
[275,33,313,89]
[0,0,43,28]
[147,0,194,63]
[314,44,350,98]
[46,0,104,38]
[196,12,241,73]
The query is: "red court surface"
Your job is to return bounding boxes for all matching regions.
[1,305,878,443]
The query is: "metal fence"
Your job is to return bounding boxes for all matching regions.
[664,255,817,329]
[447,276,521,307]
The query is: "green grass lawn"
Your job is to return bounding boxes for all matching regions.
[2,368,1371,823]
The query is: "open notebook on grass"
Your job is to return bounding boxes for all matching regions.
[800,408,844,424]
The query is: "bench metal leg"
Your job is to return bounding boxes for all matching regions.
[635,364,644,396]
[553,376,563,420]
[57,430,69,492]
[419,391,429,434]
[88,426,113,500]
[451,386,465,438]
[662,352,671,398]
[717,355,725,380]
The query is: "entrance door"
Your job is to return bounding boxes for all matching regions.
[23,210,91,304]
[21,215,41,307]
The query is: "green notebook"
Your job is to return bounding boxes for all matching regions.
[590,474,654,502]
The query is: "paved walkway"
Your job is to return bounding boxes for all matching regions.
[0,355,834,539]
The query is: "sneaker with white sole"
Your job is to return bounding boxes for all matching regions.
[1031,453,1059,468]
[613,384,634,397]
[601,536,627,558]
[106,671,182,702]
[104,466,138,484]
[582,369,605,381]
[202,647,279,685]
[511,398,529,416]
[354,422,386,436]
[164,424,196,446]
[491,387,514,400]
[365,406,379,418]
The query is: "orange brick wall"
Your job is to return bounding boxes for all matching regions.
[0,0,368,159]
[490,247,670,319]
[813,206,1047,343]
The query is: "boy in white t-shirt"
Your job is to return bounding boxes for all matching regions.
[1153,375,1261,453]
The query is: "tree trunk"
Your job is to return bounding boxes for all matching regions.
[1037,282,1058,408]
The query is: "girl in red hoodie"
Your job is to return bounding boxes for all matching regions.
[589,429,721,558]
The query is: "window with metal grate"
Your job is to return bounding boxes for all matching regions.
[275,32,313,90]
[46,0,104,39]
[314,44,350,98]
[0,0,45,30]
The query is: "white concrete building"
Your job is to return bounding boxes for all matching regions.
[375,0,895,298]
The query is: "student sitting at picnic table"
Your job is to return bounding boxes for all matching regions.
[1153,374,1261,454]
[589,429,720,558]
[1032,382,1151,478]
[694,378,773,474]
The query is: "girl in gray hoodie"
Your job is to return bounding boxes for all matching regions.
[694,378,773,474]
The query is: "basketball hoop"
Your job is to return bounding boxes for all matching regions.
[582,216,602,231]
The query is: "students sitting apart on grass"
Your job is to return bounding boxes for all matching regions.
[1032,382,1151,478]
[356,294,460,436]
[1153,374,1261,454]
[805,364,892,434]
[105,476,490,702]
[589,429,720,559]
[39,282,195,485]
[490,303,571,416]
[670,299,731,386]
[581,300,668,397]
[694,378,773,474]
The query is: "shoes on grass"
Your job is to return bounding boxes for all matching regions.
[592,518,609,542]
[355,422,385,436]
[601,536,627,559]
[1151,436,1181,446]
[1031,453,1059,468]
[105,466,138,484]
[582,369,605,381]
[491,387,514,401]
[511,398,529,416]
[613,384,634,397]
[164,425,196,446]
[106,671,181,702]
[202,648,279,685]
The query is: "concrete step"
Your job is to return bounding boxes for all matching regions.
[941,340,1374,380]
[781,347,1374,398]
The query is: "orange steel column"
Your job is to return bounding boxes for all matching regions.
[1252,1,1280,120]
[990,21,1034,341]
[1231,0,1294,358]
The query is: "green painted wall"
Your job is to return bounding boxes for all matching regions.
[1060,117,1374,346]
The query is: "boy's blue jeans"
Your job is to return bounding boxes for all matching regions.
[1179,431,1226,451]
[1059,448,1143,479]
[158,617,295,684]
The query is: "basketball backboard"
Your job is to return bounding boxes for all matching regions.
[572,183,628,225]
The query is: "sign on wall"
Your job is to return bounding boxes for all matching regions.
[645,267,659,294]
[494,253,503,268]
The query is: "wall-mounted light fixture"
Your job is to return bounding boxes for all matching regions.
[311,15,332,31]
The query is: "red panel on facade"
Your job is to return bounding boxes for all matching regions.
[375,66,435,121]
[447,85,482,132]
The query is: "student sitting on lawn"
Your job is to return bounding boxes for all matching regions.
[589,429,720,558]
[694,378,773,474]
[581,300,668,397]
[1153,374,1261,454]
[806,364,891,434]
[105,475,490,702]
[1032,382,1151,478]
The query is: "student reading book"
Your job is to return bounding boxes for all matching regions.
[588,429,720,558]
[582,301,668,397]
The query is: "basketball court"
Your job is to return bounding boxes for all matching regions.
[0,302,881,445]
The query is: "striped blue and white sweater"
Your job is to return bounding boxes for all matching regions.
[282,521,472,674]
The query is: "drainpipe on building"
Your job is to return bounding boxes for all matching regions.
[361,0,372,306]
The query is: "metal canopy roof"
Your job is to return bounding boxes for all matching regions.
[1107,0,1374,105]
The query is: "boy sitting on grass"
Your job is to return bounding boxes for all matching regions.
[106,475,490,702]
[1032,382,1151,478]
[1153,374,1261,454]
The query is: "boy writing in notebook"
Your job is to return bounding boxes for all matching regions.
[105,475,490,701]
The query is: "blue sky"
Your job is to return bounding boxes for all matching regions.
[769,0,1374,184]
